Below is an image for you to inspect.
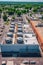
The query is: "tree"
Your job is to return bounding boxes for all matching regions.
[17,11,21,16]
[7,8,14,15]
[8,10,14,15]
[33,9,37,12]
[0,13,1,18]
[16,10,21,16]
[0,8,2,13]
[42,16,43,20]
[21,9,27,14]
[12,16,15,21]
[3,13,7,21]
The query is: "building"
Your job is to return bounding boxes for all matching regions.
[0,44,41,57]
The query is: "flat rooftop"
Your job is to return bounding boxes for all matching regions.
[31,21,43,37]
[0,44,41,57]
[23,34,39,45]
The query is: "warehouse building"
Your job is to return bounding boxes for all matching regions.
[0,44,41,57]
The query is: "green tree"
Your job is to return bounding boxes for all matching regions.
[21,9,27,14]
[16,10,21,16]
[0,8,2,13]
[3,14,7,21]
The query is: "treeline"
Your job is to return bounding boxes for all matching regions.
[0,3,43,21]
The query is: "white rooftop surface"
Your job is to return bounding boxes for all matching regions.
[7,32,13,35]
[11,22,15,25]
[23,34,39,45]
[23,24,30,28]
[24,38,39,45]
[23,24,33,32]
[7,61,14,65]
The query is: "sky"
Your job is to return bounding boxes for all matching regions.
[0,0,43,2]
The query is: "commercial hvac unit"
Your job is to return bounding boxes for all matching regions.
[17,32,23,37]
[9,28,14,33]
[17,23,22,25]
[17,28,23,32]
[18,24,22,28]
[7,32,13,38]
[5,37,12,44]
[11,22,15,25]
[10,25,15,28]
[18,28,22,30]
[17,37,24,44]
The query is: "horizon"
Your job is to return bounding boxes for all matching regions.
[0,0,43,2]
[0,1,43,2]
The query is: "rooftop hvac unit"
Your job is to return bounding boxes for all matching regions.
[11,22,15,25]
[10,25,15,28]
[9,28,14,33]
[17,29,23,32]
[18,25,22,28]
[17,32,23,37]
[7,32,13,38]
[18,28,22,30]
[17,37,23,44]
[17,23,22,25]
[5,37,12,44]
